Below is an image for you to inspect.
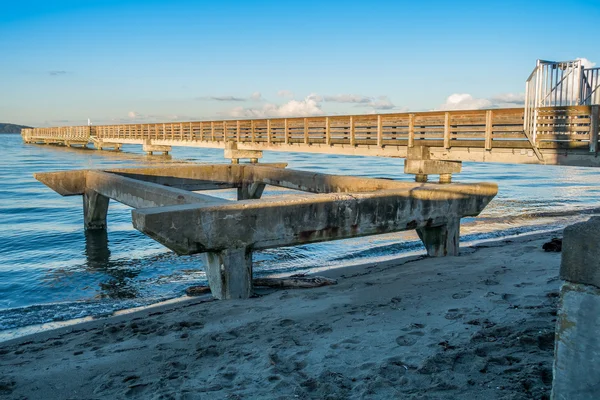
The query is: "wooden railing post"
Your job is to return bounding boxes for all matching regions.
[267,119,272,144]
[377,115,383,148]
[408,114,415,148]
[349,116,355,146]
[325,117,331,145]
[236,121,241,143]
[284,119,289,144]
[443,112,451,149]
[223,121,228,143]
[485,110,493,150]
[591,105,599,153]
[304,118,309,145]
[251,120,255,143]
[211,121,215,142]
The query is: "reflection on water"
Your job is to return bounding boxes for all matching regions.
[1,134,600,333]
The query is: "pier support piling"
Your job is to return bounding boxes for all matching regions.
[416,218,459,257]
[237,181,266,200]
[83,189,109,230]
[202,247,253,300]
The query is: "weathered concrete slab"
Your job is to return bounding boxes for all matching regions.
[34,170,88,196]
[560,216,600,289]
[404,160,462,175]
[132,183,497,255]
[552,282,600,400]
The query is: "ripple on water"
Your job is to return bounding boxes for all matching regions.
[1,134,600,333]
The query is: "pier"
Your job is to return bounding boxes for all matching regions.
[34,164,497,299]
[21,59,600,182]
[21,105,600,182]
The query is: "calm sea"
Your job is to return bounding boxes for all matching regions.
[1,133,599,338]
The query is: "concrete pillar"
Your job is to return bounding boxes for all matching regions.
[552,217,600,400]
[84,229,111,268]
[439,173,452,184]
[83,189,109,230]
[237,181,266,200]
[202,247,253,300]
[415,174,428,183]
[416,218,459,257]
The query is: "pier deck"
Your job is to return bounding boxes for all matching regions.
[21,106,600,170]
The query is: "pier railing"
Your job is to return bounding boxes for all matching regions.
[22,106,600,152]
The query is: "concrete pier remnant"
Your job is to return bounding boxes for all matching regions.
[404,146,462,183]
[142,140,171,155]
[34,164,497,299]
[552,217,600,400]
[224,142,262,164]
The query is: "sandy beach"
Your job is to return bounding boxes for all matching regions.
[0,232,561,399]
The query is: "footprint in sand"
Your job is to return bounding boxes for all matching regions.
[452,291,472,299]
[445,309,467,320]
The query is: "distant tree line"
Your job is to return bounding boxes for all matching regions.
[0,123,32,133]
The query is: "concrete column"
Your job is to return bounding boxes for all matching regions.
[237,182,266,200]
[552,217,600,400]
[202,247,253,300]
[83,189,110,230]
[416,218,459,257]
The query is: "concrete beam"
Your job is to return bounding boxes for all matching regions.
[132,183,497,255]
[105,163,287,192]
[224,148,263,163]
[33,170,88,196]
[85,171,227,209]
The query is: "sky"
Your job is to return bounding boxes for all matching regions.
[1,0,599,127]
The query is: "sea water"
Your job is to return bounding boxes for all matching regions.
[1,133,599,336]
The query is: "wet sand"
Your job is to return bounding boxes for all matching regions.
[0,232,561,399]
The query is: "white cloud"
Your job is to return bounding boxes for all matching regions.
[490,93,525,105]
[577,57,596,69]
[324,94,372,103]
[128,111,141,119]
[324,94,397,110]
[225,94,324,118]
[198,93,263,102]
[368,96,395,110]
[277,90,294,98]
[209,96,246,102]
[437,92,526,111]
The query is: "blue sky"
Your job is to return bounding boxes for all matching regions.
[1,0,599,126]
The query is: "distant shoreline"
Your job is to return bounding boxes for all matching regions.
[0,123,31,134]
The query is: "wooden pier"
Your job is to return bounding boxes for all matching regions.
[21,105,600,180]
